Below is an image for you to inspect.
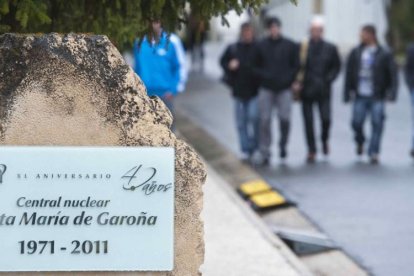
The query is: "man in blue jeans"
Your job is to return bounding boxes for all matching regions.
[220,22,260,162]
[344,25,398,164]
[404,42,414,158]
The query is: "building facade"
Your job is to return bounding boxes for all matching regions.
[264,0,389,52]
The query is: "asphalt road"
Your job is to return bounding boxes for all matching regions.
[177,43,414,276]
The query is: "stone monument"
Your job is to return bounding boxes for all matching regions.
[0,33,206,276]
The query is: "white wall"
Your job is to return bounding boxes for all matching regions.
[208,0,389,55]
[324,0,388,52]
[210,11,250,43]
[265,0,313,42]
[264,0,389,53]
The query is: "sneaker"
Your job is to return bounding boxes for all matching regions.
[322,142,329,155]
[251,151,270,167]
[356,144,364,156]
[370,155,379,165]
[255,157,270,167]
[306,152,316,163]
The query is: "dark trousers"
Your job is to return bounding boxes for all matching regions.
[302,97,331,153]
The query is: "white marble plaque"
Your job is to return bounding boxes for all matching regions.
[0,146,175,271]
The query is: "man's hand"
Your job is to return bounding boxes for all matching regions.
[228,59,240,71]
[291,81,302,101]
[291,81,303,93]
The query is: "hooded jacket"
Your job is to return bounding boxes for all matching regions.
[133,32,187,97]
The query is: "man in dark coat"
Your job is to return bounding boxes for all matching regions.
[404,43,414,158]
[254,17,300,165]
[344,25,398,164]
[293,16,341,163]
[220,22,260,162]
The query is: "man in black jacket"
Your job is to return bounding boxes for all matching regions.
[344,25,398,164]
[254,17,300,165]
[294,16,341,163]
[404,43,414,158]
[220,22,260,162]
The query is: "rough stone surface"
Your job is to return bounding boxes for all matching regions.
[0,33,206,276]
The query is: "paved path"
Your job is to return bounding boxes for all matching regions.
[177,42,414,276]
[201,166,308,276]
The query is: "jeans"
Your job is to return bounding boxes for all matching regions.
[234,97,259,155]
[302,97,331,153]
[160,95,175,130]
[258,88,292,158]
[351,97,385,156]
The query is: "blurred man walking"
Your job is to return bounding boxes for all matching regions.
[293,16,341,163]
[133,20,187,125]
[404,43,414,158]
[254,17,299,165]
[344,25,398,164]
[220,22,260,162]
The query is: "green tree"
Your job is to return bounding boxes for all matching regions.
[0,0,292,50]
[388,0,414,53]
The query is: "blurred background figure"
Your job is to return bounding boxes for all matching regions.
[404,41,414,159]
[254,17,299,166]
[293,16,341,163]
[344,25,398,164]
[187,13,207,73]
[133,19,187,127]
[220,22,260,163]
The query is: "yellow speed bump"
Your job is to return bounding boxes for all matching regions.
[249,190,287,211]
[238,179,291,211]
[238,179,272,198]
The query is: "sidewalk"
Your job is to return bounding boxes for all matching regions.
[200,166,311,276]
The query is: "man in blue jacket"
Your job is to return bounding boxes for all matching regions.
[134,20,187,119]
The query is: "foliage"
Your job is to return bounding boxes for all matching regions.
[388,0,414,52]
[0,0,280,50]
